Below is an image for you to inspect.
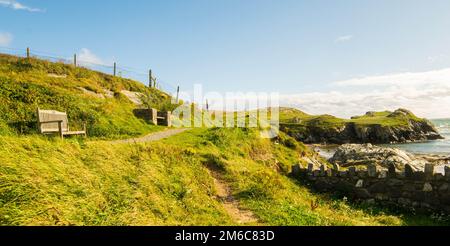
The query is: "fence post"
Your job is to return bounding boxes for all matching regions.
[26,47,30,58]
[176,86,180,103]
[113,62,117,76]
[149,69,152,87]
[74,54,77,67]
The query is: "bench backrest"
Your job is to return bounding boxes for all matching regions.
[37,109,69,133]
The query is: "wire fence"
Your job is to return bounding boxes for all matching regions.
[0,46,179,94]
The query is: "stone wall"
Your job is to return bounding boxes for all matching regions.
[291,163,450,214]
[133,108,157,125]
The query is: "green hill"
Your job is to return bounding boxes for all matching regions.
[0,54,173,138]
[279,108,443,144]
[0,54,446,226]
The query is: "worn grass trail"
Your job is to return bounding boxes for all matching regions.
[111,128,189,144]
[205,164,259,225]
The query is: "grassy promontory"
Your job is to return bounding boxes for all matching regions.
[0,54,447,226]
[280,108,443,144]
[0,54,172,139]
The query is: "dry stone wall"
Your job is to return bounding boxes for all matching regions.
[291,163,450,214]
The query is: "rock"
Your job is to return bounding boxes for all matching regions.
[424,164,434,178]
[439,184,449,192]
[339,171,348,178]
[348,166,356,176]
[398,198,412,206]
[404,164,414,178]
[445,166,450,178]
[282,108,443,144]
[365,199,376,205]
[329,144,430,171]
[333,163,340,171]
[326,169,333,177]
[368,182,389,193]
[291,164,301,176]
[355,188,371,199]
[355,180,364,188]
[388,163,396,177]
[423,183,433,192]
[367,165,378,177]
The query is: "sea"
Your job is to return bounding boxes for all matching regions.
[387,119,450,155]
[315,119,450,173]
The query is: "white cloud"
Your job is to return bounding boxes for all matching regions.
[281,68,450,119]
[77,48,106,66]
[333,68,450,87]
[335,35,354,43]
[427,54,446,64]
[0,32,13,46]
[0,0,43,12]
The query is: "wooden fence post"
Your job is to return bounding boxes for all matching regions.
[26,47,30,58]
[74,54,77,67]
[149,69,152,87]
[113,62,117,76]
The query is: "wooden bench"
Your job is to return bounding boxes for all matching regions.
[133,108,172,127]
[37,108,87,139]
[157,111,172,127]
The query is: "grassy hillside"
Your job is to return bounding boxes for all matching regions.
[0,54,172,138]
[0,54,446,226]
[0,128,446,226]
[279,107,442,144]
[280,107,425,127]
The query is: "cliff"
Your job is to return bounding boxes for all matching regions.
[280,108,443,144]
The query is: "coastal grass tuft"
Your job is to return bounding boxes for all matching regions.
[1,128,447,226]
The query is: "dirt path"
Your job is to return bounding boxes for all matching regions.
[111,128,189,144]
[113,128,257,224]
[208,168,259,225]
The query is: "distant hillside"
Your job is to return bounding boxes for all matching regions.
[280,108,443,144]
[0,54,174,138]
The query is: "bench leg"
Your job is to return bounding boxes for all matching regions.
[58,121,64,140]
[83,122,87,138]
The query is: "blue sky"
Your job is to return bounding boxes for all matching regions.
[1,0,450,118]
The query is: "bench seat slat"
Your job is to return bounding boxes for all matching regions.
[63,131,86,136]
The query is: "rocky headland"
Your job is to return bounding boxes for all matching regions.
[280,108,443,144]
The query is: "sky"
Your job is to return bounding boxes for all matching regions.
[1,0,450,118]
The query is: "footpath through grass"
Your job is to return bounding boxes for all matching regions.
[1,128,447,226]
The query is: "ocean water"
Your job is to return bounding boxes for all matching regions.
[387,119,450,155]
[314,119,450,174]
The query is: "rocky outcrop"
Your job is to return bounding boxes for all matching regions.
[281,109,444,144]
[329,144,429,171]
[329,143,450,172]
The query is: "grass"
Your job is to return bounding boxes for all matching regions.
[1,128,447,226]
[280,107,427,128]
[0,53,172,139]
[0,53,447,226]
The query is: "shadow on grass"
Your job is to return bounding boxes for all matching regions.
[289,176,450,226]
